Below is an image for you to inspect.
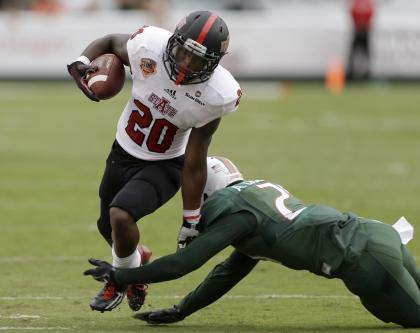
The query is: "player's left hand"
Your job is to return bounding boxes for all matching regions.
[177,220,199,250]
[134,306,185,324]
[83,258,116,283]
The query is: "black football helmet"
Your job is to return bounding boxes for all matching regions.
[163,11,230,85]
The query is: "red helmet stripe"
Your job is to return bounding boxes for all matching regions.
[196,14,218,44]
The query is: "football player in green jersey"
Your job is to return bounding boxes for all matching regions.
[84,157,420,328]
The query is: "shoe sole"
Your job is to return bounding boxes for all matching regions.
[127,286,147,311]
[90,291,125,313]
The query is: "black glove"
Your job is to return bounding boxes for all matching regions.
[67,61,99,102]
[83,258,117,284]
[177,219,200,251]
[134,305,185,324]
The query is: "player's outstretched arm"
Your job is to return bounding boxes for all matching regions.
[177,249,258,317]
[135,249,258,324]
[112,212,255,286]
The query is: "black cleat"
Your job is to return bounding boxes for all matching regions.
[127,245,152,311]
[127,283,148,311]
[90,282,126,312]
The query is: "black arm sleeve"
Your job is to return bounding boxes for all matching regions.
[114,211,257,285]
[177,249,258,317]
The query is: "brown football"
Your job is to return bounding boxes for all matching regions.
[85,54,125,100]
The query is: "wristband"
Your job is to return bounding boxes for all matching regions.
[183,209,201,225]
[75,55,91,66]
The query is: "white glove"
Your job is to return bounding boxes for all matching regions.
[177,220,200,250]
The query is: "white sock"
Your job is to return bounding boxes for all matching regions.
[112,245,141,268]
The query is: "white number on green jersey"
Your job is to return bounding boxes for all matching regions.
[257,182,305,221]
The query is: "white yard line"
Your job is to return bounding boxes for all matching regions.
[0,296,72,300]
[0,256,86,263]
[0,328,68,331]
[0,315,41,319]
[1,255,418,263]
[152,294,357,300]
[0,254,232,263]
[0,253,420,264]
[0,294,357,301]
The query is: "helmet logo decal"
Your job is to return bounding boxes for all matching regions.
[140,58,157,78]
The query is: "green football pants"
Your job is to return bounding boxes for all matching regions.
[341,221,420,328]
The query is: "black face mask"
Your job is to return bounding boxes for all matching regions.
[163,34,221,85]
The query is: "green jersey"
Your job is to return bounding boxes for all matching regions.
[115,179,369,287]
[112,180,418,326]
[201,180,368,277]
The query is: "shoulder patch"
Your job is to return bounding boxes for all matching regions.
[140,58,157,77]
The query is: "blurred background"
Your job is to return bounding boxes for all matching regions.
[1,1,420,331]
[0,0,420,81]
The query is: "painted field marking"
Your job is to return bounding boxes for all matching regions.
[0,256,86,263]
[0,294,358,301]
[1,255,418,263]
[0,328,68,331]
[0,254,230,263]
[0,315,41,319]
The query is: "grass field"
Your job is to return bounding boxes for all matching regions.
[1,81,420,332]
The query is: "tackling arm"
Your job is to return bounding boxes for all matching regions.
[112,211,256,285]
[136,249,258,324]
[178,249,259,317]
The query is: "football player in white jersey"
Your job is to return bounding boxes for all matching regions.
[67,11,241,313]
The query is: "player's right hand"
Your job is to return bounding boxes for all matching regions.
[83,258,116,283]
[67,61,100,102]
[134,306,185,324]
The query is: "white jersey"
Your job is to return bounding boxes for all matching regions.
[116,26,241,161]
